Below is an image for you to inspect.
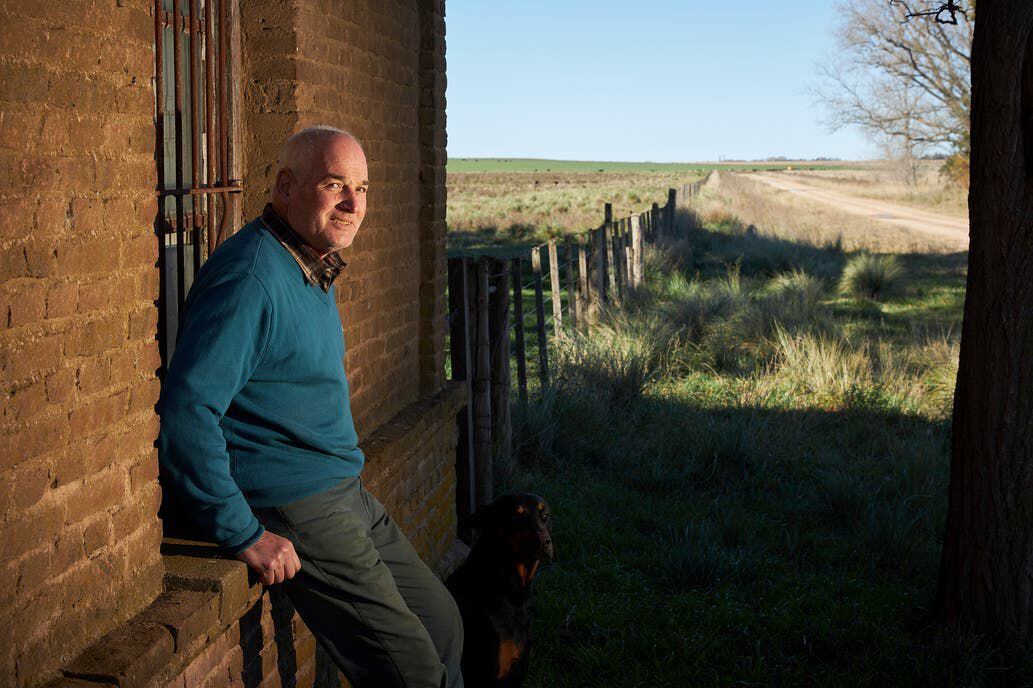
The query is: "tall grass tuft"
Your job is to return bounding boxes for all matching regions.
[553,309,674,409]
[838,252,906,301]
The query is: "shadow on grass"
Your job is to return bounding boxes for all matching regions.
[500,385,1033,688]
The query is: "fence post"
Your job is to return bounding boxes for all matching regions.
[510,257,528,408]
[488,257,511,478]
[597,205,610,306]
[667,187,677,237]
[473,257,492,509]
[446,257,475,522]
[651,202,661,242]
[565,242,579,329]
[630,214,642,288]
[605,220,617,304]
[531,246,550,389]
[577,235,590,324]
[622,218,633,289]
[547,239,563,337]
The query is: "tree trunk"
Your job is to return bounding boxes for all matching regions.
[938,1,1033,644]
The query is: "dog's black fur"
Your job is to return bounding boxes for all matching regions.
[446,493,553,687]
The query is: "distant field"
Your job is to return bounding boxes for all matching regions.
[447,157,854,174]
[446,170,704,254]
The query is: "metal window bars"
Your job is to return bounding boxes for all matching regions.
[153,0,241,366]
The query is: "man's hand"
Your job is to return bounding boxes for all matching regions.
[235,531,302,586]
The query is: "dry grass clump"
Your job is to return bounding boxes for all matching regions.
[838,253,906,301]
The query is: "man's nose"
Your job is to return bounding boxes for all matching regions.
[336,189,357,211]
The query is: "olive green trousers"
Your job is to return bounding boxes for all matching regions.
[253,476,464,688]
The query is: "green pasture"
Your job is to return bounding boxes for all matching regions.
[447,158,854,174]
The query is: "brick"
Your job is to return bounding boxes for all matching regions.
[46,281,78,319]
[3,379,48,425]
[15,542,53,598]
[63,468,126,527]
[63,618,174,688]
[57,238,120,276]
[112,480,161,537]
[68,391,126,436]
[137,589,219,654]
[75,355,111,396]
[65,314,127,356]
[127,377,160,415]
[0,331,63,383]
[83,514,113,557]
[0,500,64,559]
[45,365,76,404]
[7,280,47,327]
[0,411,69,471]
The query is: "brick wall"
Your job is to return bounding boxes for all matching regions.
[0,0,454,685]
[0,1,165,684]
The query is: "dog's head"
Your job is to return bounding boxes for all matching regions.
[468,492,554,567]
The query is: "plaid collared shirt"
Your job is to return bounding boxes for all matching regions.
[260,204,347,292]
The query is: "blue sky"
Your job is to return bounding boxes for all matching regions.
[445,0,873,162]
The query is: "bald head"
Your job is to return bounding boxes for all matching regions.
[270,125,369,256]
[273,126,362,192]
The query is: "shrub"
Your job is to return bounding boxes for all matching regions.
[838,253,906,301]
[768,269,826,305]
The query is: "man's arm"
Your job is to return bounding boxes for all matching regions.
[157,271,273,554]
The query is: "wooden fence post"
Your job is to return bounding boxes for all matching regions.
[577,235,590,324]
[622,218,633,289]
[510,257,528,408]
[488,257,511,478]
[652,202,661,242]
[547,239,563,337]
[531,246,549,389]
[447,257,475,522]
[473,257,492,509]
[667,187,677,237]
[565,242,579,329]
[601,203,612,304]
[605,219,617,304]
[630,214,642,288]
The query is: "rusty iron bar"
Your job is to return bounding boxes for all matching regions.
[158,184,243,197]
[189,0,203,274]
[217,0,230,248]
[172,0,187,321]
[154,0,168,368]
[161,9,205,33]
[204,0,217,257]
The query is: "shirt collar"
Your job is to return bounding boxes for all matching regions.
[260,204,347,292]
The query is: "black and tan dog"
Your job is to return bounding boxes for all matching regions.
[446,493,554,687]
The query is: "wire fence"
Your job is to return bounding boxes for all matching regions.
[445,175,711,519]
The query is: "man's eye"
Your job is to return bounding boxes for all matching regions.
[357,187,368,194]
[327,182,342,190]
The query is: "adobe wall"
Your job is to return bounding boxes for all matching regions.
[0,1,165,684]
[0,0,455,686]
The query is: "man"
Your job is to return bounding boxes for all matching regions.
[158,126,464,688]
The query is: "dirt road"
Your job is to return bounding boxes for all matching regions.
[745,172,968,247]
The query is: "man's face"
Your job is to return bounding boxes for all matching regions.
[280,134,368,256]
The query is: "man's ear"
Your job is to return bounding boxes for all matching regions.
[274,168,294,202]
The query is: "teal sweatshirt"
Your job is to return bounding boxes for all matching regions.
[157,218,365,553]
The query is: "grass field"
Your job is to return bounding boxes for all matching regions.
[446,166,1030,686]
[448,158,853,174]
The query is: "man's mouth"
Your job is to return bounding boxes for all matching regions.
[330,218,352,226]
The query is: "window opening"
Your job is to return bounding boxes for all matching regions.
[153,0,241,368]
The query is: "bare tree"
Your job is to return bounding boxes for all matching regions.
[814,0,973,174]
